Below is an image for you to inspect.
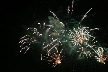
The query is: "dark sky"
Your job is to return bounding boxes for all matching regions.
[1,0,108,72]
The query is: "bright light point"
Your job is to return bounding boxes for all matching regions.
[56,59,61,64]
[38,23,40,24]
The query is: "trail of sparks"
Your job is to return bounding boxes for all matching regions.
[79,8,92,24]
[50,11,59,20]
[71,0,74,14]
[67,6,70,14]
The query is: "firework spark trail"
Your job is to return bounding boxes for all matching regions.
[50,11,59,20]
[67,0,74,15]
[67,6,70,14]
[71,0,74,14]
[79,8,92,24]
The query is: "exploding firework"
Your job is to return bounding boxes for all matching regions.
[94,47,108,64]
[41,47,64,67]
[63,0,101,58]
[68,26,99,46]
[19,0,108,67]
[19,15,66,67]
[40,17,66,67]
[19,27,42,54]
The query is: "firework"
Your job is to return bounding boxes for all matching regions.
[79,8,92,24]
[42,16,66,51]
[41,47,64,67]
[69,26,99,47]
[94,47,108,64]
[19,27,42,54]
[19,0,108,67]
[19,15,65,67]
[67,0,74,15]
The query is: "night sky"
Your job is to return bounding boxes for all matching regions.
[1,0,108,72]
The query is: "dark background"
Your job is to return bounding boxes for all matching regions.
[1,0,108,72]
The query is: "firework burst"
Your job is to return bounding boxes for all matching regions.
[19,27,42,54]
[94,47,108,64]
[19,14,66,67]
[41,47,64,67]
[19,0,108,67]
[68,26,99,46]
